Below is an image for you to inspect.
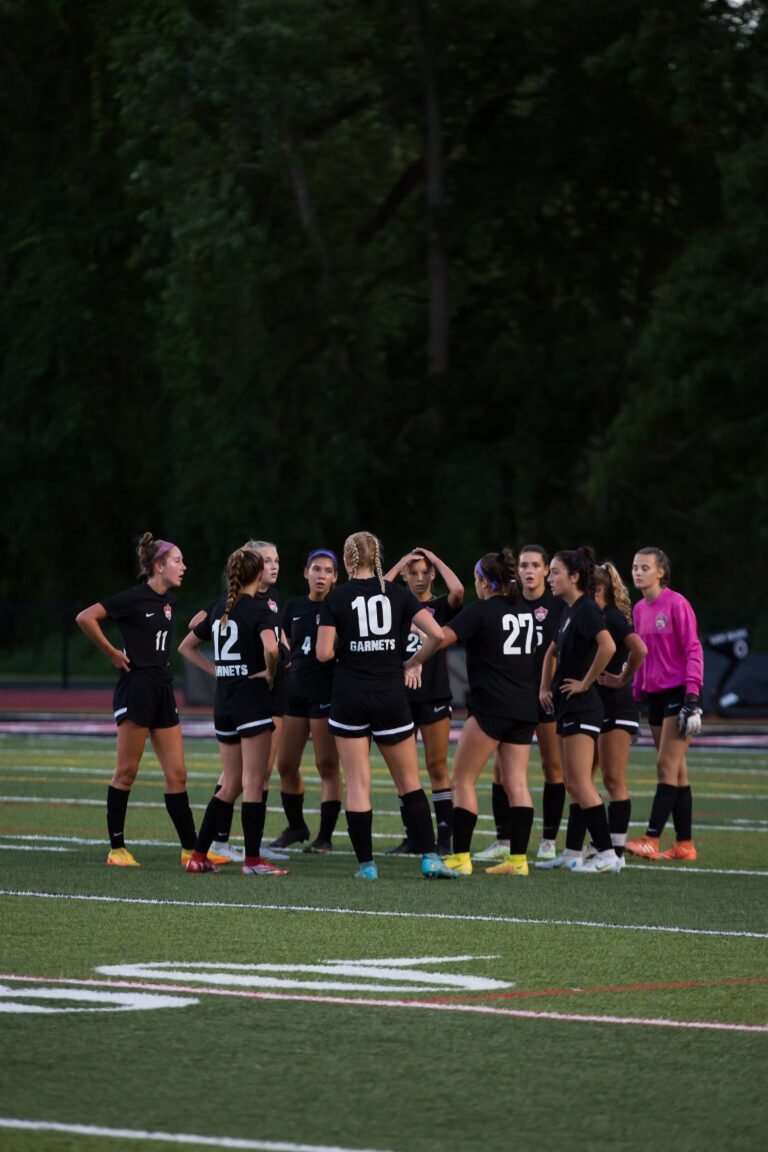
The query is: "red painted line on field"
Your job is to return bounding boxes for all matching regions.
[1,972,765,1034]
[417,976,768,1003]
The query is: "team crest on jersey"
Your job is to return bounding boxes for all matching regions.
[425,606,436,616]
[268,599,278,613]
[655,613,667,630]
[534,607,548,623]
[164,604,172,621]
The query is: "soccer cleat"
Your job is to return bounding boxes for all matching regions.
[536,838,557,861]
[421,852,463,879]
[485,855,529,876]
[656,839,697,861]
[570,849,621,873]
[261,844,290,861]
[385,838,419,857]
[439,852,472,876]
[535,850,582,870]
[209,840,244,863]
[625,835,661,858]
[107,847,140,867]
[303,836,333,854]
[471,839,510,862]
[269,825,310,849]
[582,841,598,862]
[185,854,219,873]
[354,861,379,880]
[241,857,289,876]
[181,848,228,867]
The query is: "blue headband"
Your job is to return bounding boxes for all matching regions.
[475,560,500,592]
[307,549,338,568]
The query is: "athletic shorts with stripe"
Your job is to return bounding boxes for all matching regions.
[214,708,275,745]
[329,688,414,746]
[598,687,640,735]
[645,685,686,728]
[113,669,179,729]
[556,705,604,741]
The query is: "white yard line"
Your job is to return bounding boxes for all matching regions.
[1,888,766,938]
[0,1119,393,1152]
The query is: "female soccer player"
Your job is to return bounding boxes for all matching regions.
[437,550,540,877]
[269,549,342,853]
[474,545,566,863]
[315,531,459,880]
[75,533,197,867]
[538,547,619,874]
[625,547,703,861]
[178,547,288,877]
[592,562,647,862]
[383,547,464,856]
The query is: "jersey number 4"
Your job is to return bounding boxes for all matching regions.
[502,613,535,655]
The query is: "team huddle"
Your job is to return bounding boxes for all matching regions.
[75,531,704,880]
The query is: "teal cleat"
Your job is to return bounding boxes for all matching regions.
[354,861,379,880]
[421,852,462,879]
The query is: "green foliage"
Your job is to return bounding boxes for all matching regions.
[1,0,766,606]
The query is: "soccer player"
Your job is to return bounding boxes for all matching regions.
[75,533,197,868]
[269,549,342,854]
[625,547,703,861]
[315,530,460,880]
[538,547,620,874]
[437,550,540,877]
[473,545,566,864]
[592,561,647,862]
[383,547,464,856]
[178,546,288,876]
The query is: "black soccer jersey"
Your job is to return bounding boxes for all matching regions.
[100,584,176,677]
[281,596,335,698]
[319,577,422,691]
[193,592,278,707]
[522,587,565,672]
[448,597,539,722]
[403,595,458,703]
[597,605,638,709]
[552,595,607,715]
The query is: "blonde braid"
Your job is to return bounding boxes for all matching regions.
[372,536,385,593]
[345,534,360,578]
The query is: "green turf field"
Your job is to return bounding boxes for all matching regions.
[0,732,766,1152]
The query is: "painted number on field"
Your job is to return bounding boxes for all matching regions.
[0,983,198,1014]
[96,955,514,994]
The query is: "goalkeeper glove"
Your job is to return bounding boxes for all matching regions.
[678,693,702,736]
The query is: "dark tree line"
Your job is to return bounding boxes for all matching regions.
[2,0,766,616]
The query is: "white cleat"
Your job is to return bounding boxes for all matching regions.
[471,839,511,862]
[570,849,622,873]
[535,851,582,870]
[536,838,557,861]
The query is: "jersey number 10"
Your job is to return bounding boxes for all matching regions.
[351,595,392,638]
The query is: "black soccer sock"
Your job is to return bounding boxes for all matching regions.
[346,809,374,863]
[492,782,511,841]
[396,795,410,840]
[452,806,478,855]
[583,803,612,853]
[608,799,632,857]
[195,796,234,855]
[432,789,453,842]
[164,791,197,851]
[107,785,130,850]
[509,806,535,856]
[565,802,588,853]
[646,783,678,838]
[672,785,693,841]
[542,782,566,841]
[319,800,342,843]
[402,789,436,854]
[242,800,267,858]
[210,787,233,843]
[281,790,307,831]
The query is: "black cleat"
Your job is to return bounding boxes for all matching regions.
[269,825,311,849]
[303,836,333,854]
[385,838,419,857]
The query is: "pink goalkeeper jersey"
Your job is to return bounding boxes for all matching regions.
[632,587,703,700]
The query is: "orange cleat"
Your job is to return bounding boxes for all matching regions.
[107,847,140,867]
[657,840,697,861]
[625,836,661,858]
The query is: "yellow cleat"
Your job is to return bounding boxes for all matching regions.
[441,852,472,876]
[181,848,231,867]
[485,854,529,876]
[107,847,140,867]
